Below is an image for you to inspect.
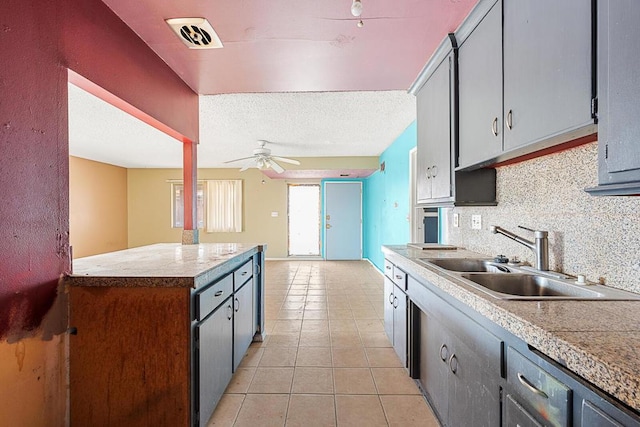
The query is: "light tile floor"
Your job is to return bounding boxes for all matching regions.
[208,260,440,427]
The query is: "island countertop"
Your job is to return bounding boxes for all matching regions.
[382,244,640,413]
[65,243,265,288]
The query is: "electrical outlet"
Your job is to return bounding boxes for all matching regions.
[471,214,482,230]
[453,213,460,228]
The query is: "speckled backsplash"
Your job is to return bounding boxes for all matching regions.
[445,141,640,294]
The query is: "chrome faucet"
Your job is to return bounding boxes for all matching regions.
[489,225,549,271]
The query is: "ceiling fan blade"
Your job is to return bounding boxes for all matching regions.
[271,156,300,165]
[270,160,285,173]
[224,156,255,164]
[239,161,255,172]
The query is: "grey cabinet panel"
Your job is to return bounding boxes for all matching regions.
[383,277,394,342]
[503,0,593,152]
[233,279,254,371]
[587,0,640,195]
[506,394,543,427]
[458,0,503,169]
[197,299,233,427]
[416,55,451,203]
[392,285,407,366]
[419,311,449,423]
[582,401,624,427]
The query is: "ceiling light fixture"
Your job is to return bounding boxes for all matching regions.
[351,0,363,17]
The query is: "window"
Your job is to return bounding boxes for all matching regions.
[171,180,242,232]
[206,179,243,233]
[171,182,206,229]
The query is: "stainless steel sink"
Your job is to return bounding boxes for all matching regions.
[419,258,511,273]
[459,273,640,300]
[418,257,640,300]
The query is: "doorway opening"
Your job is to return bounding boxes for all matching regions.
[287,184,321,257]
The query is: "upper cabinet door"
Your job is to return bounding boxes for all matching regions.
[416,54,452,203]
[598,0,640,184]
[457,0,503,170]
[503,0,594,152]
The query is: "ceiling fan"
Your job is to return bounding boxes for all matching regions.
[223,140,300,173]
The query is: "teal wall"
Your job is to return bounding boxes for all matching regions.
[363,122,417,271]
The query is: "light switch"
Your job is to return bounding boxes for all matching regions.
[471,214,482,230]
[271,211,278,217]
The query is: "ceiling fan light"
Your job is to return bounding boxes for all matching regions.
[351,0,363,17]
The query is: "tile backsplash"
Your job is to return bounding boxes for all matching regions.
[445,141,640,294]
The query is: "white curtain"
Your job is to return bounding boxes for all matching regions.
[206,180,243,232]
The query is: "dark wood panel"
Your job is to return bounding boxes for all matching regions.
[69,286,191,427]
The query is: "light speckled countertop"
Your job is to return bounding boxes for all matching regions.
[382,245,640,413]
[65,243,264,288]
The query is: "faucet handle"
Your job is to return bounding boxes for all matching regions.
[519,225,548,238]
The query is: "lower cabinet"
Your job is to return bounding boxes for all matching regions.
[196,299,233,427]
[384,260,408,367]
[233,277,255,371]
[412,278,502,426]
[399,261,640,427]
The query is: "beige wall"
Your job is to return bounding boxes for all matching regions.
[446,142,640,294]
[69,156,128,258]
[0,337,67,426]
[127,157,378,259]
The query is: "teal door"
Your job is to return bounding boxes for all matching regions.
[324,182,362,260]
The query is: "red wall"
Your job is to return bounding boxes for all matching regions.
[0,0,198,341]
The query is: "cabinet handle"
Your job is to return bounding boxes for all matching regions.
[439,344,449,362]
[388,293,394,305]
[241,271,248,276]
[491,117,498,136]
[506,109,513,130]
[448,354,458,374]
[234,297,239,312]
[214,290,223,297]
[393,296,398,308]
[431,165,438,178]
[395,274,403,281]
[517,373,548,399]
[426,167,432,180]
[385,265,392,271]
[227,305,233,320]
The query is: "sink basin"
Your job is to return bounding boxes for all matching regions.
[419,258,511,273]
[460,273,640,300]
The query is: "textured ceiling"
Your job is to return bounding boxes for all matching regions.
[198,91,415,168]
[69,85,415,168]
[100,0,477,94]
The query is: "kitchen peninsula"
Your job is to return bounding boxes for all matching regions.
[64,243,265,427]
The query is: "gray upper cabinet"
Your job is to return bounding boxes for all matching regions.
[586,0,640,196]
[502,0,594,152]
[458,0,503,169]
[416,53,453,203]
[411,35,496,207]
[457,0,596,170]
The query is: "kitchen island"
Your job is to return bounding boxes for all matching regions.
[65,243,265,427]
[383,245,640,425]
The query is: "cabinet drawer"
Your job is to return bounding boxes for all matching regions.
[197,274,233,321]
[234,259,253,290]
[391,266,407,290]
[507,347,571,427]
[506,394,543,427]
[383,259,394,279]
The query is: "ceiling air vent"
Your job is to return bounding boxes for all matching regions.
[165,18,223,49]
